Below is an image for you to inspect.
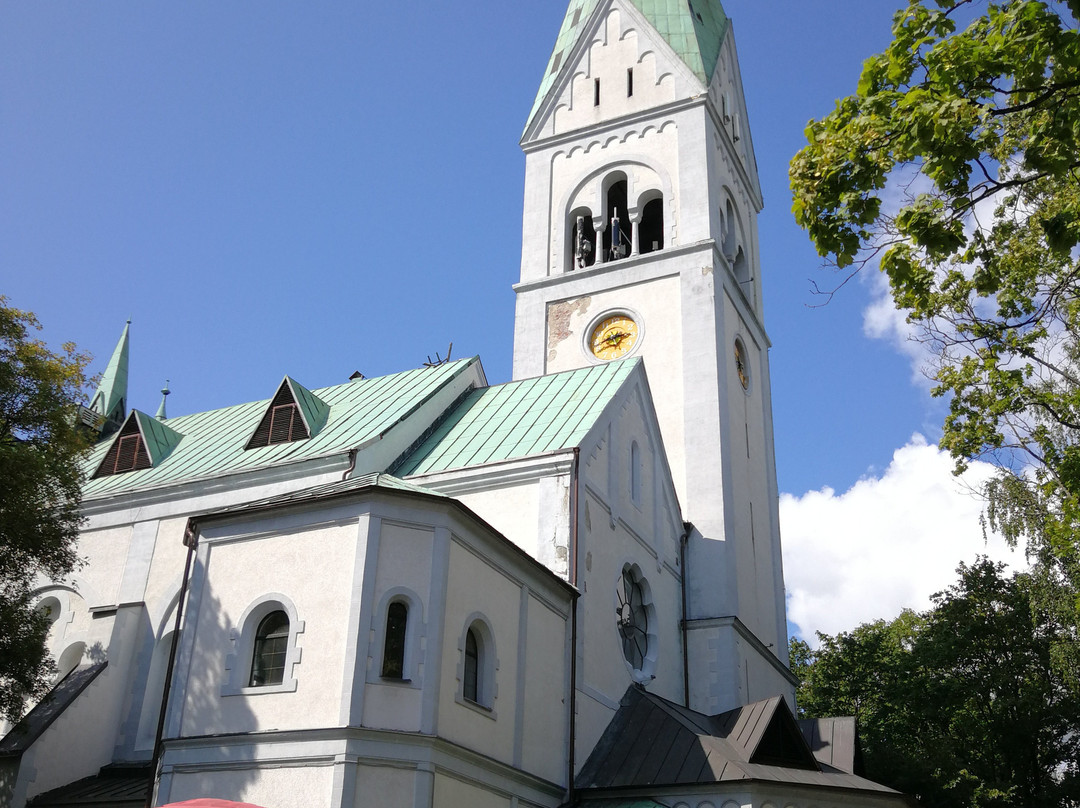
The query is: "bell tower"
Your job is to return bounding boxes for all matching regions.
[512,0,793,712]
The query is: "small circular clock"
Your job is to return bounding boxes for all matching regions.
[734,338,750,390]
[589,314,639,361]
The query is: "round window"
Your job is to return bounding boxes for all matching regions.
[616,566,653,675]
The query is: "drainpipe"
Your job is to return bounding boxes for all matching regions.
[147,518,198,808]
[680,521,691,708]
[567,447,580,805]
[341,448,358,481]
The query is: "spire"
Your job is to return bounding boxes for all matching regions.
[155,380,170,421]
[89,320,130,436]
[525,0,729,132]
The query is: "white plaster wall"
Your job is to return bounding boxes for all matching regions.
[434,772,510,808]
[362,520,434,732]
[180,520,357,735]
[438,539,521,763]
[454,483,540,559]
[546,276,684,496]
[142,516,192,625]
[353,764,421,808]
[521,595,571,785]
[577,489,683,706]
[166,763,334,808]
[74,525,131,608]
[721,288,783,655]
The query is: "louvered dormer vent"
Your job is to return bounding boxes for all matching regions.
[93,417,152,477]
[91,410,182,478]
[245,377,329,450]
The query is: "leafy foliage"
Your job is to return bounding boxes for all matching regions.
[790,0,1080,681]
[794,559,1080,807]
[0,300,90,721]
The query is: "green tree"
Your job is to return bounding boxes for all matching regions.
[0,300,91,722]
[793,559,1080,807]
[789,0,1080,674]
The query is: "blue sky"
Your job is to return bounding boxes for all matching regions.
[1,2,1016,638]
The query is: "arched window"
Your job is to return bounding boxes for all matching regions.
[603,177,630,261]
[464,627,480,703]
[570,208,596,270]
[249,610,289,687]
[458,617,496,711]
[223,596,303,696]
[722,198,752,284]
[638,197,664,254]
[630,440,642,505]
[381,601,408,679]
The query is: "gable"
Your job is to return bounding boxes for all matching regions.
[578,360,682,542]
[92,410,183,478]
[525,0,729,138]
[245,377,330,450]
[746,700,821,770]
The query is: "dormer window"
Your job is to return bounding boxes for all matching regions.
[92,410,182,478]
[95,419,151,477]
[245,376,330,450]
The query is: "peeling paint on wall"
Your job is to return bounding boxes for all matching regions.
[547,296,591,362]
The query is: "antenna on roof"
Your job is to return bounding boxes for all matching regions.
[424,343,453,368]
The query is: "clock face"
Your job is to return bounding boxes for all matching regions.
[590,315,639,361]
[734,338,749,390]
[616,569,649,670]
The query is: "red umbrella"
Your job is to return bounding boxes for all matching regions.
[160,801,270,808]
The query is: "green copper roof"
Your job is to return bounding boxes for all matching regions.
[131,410,183,465]
[88,320,130,426]
[283,376,331,436]
[81,358,480,500]
[525,0,728,132]
[395,358,640,477]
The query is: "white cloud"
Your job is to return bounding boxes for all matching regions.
[861,270,929,385]
[781,435,1023,645]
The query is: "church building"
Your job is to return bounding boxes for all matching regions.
[1,3,908,807]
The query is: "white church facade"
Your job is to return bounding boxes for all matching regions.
[0,3,908,808]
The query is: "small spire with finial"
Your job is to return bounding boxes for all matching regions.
[155,380,171,421]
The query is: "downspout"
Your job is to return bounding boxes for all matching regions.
[147,518,199,808]
[567,447,580,806]
[341,448,358,481]
[680,521,691,708]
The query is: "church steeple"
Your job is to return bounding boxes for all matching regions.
[88,320,130,437]
[512,0,789,714]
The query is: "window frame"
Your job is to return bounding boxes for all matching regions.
[249,609,290,687]
[369,588,424,687]
[456,614,497,716]
[381,601,409,680]
[223,594,304,696]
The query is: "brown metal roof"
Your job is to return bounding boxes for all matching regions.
[576,686,901,796]
[799,716,863,775]
[27,764,149,808]
[0,661,107,757]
